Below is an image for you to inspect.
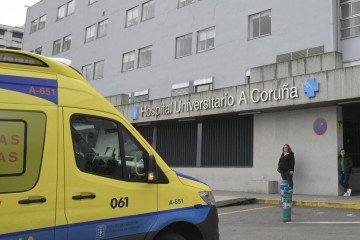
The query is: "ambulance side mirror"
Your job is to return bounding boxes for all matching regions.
[147,154,158,183]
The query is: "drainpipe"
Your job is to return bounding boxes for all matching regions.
[329,0,340,52]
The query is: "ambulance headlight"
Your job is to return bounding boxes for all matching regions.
[199,191,216,205]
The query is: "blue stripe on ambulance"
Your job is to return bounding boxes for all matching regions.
[0,74,58,105]
[176,172,208,186]
[0,205,211,240]
[0,227,55,240]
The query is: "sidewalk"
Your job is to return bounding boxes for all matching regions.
[213,190,360,210]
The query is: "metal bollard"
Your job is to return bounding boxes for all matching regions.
[282,187,293,222]
[280,180,289,208]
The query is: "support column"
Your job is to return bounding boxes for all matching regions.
[152,125,157,150]
[196,122,202,167]
[336,106,343,196]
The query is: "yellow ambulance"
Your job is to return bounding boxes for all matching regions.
[0,50,219,240]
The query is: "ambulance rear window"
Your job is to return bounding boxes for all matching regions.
[0,120,26,176]
[0,111,46,194]
[0,51,48,67]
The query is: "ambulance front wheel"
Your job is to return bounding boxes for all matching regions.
[155,231,186,240]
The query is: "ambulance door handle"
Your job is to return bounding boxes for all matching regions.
[18,196,47,204]
[72,193,96,200]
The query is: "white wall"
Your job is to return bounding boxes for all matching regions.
[254,106,341,195]
[175,106,342,196]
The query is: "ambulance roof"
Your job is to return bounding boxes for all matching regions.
[0,49,119,115]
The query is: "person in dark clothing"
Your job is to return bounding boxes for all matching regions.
[338,149,353,196]
[277,144,295,188]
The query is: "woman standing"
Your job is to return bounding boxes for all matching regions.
[278,144,295,189]
[338,149,353,196]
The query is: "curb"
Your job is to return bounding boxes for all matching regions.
[256,198,360,210]
[216,198,255,208]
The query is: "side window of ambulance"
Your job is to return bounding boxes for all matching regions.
[70,115,148,182]
[121,126,147,182]
[71,115,124,179]
[0,110,46,193]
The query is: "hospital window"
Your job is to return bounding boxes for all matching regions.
[82,64,92,81]
[176,33,192,58]
[142,0,155,21]
[138,46,152,68]
[97,19,108,38]
[67,0,76,16]
[57,4,66,20]
[12,32,23,40]
[52,39,61,56]
[30,19,38,33]
[194,77,213,93]
[171,82,190,96]
[134,89,149,102]
[193,77,214,92]
[178,0,195,8]
[195,84,212,93]
[35,47,42,55]
[248,10,271,40]
[126,6,139,28]
[94,60,105,80]
[340,0,360,39]
[85,24,96,43]
[62,35,72,52]
[197,27,215,53]
[122,51,135,72]
[38,15,46,30]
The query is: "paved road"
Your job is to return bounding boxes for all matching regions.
[218,204,360,240]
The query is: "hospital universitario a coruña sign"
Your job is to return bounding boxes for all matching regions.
[131,78,319,120]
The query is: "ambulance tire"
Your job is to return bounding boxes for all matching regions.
[155,231,186,240]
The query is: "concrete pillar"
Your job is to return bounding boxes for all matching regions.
[336,106,343,196]
[196,122,202,167]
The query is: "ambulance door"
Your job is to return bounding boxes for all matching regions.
[0,106,57,240]
[63,108,157,240]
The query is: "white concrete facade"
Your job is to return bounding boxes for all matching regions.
[175,106,342,196]
[22,0,360,100]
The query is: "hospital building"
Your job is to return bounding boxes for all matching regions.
[23,0,360,195]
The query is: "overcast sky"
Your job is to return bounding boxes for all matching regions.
[0,0,40,27]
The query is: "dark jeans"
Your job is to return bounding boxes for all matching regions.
[339,172,351,192]
[280,171,293,188]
